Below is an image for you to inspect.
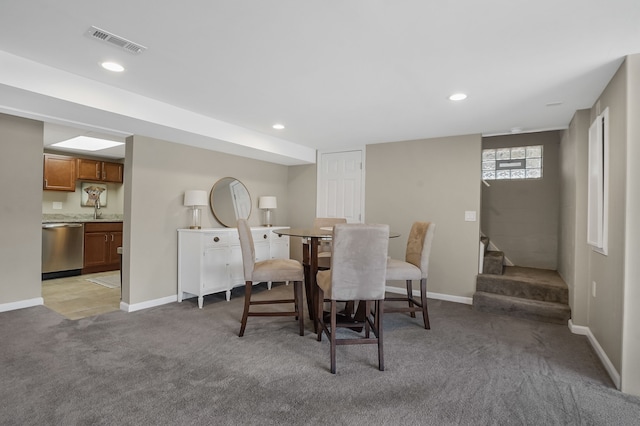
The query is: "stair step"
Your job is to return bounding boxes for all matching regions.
[477,266,568,304]
[472,291,571,325]
[483,251,504,275]
[480,236,489,253]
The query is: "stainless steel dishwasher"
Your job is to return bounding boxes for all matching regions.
[42,223,84,279]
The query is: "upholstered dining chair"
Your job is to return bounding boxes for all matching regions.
[316,223,389,374]
[237,219,305,337]
[385,221,436,329]
[313,217,347,258]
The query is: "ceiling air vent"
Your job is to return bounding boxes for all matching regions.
[85,26,147,54]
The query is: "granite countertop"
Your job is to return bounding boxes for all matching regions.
[42,214,124,223]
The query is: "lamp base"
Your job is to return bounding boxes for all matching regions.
[190,207,202,229]
[262,209,273,227]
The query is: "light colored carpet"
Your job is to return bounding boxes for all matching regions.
[86,274,120,288]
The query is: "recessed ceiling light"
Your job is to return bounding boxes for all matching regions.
[449,93,467,101]
[51,136,124,151]
[511,127,523,134]
[546,101,563,107]
[272,123,285,130]
[101,61,125,72]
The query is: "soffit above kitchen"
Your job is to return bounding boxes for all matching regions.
[1,1,640,165]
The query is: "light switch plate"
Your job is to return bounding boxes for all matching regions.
[52,202,63,210]
[464,210,476,222]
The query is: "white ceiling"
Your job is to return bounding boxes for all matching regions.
[1,1,640,164]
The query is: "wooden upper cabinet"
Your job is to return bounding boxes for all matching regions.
[102,161,124,183]
[76,158,124,183]
[76,158,101,181]
[43,154,76,191]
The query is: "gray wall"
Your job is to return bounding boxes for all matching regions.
[0,114,43,306]
[558,110,590,325]
[366,135,482,299]
[557,55,640,394]
[586,59,627,376]
[621,53,640,395]
[481,131,561,269]
[286,163,318,262]
[122,135,290,306]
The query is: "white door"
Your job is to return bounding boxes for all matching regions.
[317,150,364,223]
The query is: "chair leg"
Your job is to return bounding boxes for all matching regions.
[238,281,252,337]
[295,281,304,336]
[377,300,384,371]
[406,280,416,318]
[420,278,430,330]
[364,300,371,338]
[316,287,324,342]
[330,299,337,374]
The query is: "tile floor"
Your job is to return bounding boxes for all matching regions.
[42,271,121,320]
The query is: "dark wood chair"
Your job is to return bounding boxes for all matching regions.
[237,219,305,337]
[316,223,389,374]
[385,222,436,329]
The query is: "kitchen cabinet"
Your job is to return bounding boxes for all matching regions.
[43,154,76,191]
[177,226,290,308]
[77,158,124,183]
[83,222,123,274]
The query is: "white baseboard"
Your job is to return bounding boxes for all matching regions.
[384,286,473,305]
[0,297,43,313]
[120,295,177,313]
[569,319,621,389]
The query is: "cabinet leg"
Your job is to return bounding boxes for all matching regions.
[226,290,231,301]
[198,296,203,309]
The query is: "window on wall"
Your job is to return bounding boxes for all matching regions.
[482,145,543,180]
[587,108,609,255]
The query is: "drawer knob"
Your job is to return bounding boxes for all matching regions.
[263,234,267,239]
[213,237,220,242]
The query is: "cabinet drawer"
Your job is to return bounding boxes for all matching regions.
[270,232,289,243]
[84,222,123,233]
[252,230,270,243]
[203,232,229,247]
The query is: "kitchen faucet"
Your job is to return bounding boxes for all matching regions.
[93,198,102,219]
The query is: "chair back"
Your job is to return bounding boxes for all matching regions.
[237,219,255,281]
[330,223,389,300]
[405,222,436,278]
[313,217,347,253]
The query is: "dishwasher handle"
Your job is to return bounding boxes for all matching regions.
[42,223,84,229]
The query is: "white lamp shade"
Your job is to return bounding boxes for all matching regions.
[259,196,277,209]
[184,190,208,207]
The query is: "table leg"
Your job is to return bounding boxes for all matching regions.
[309,237,321,333]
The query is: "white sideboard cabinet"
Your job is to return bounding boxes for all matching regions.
[177,226,290,308]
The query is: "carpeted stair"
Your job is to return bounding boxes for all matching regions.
[480,236,504,275]
[473,266,571,324]
[474,236,571,325]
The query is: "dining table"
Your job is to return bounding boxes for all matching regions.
[272,227,399,333]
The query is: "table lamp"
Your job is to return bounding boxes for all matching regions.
[184,190,208,229]
[259,196,277,227]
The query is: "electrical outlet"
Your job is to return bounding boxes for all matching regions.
[592,281,597,298]
[52,202,63,210]
[464,211,477,222]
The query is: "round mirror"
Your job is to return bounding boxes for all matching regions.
[209,177,252,227]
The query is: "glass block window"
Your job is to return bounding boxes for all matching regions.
[482,145,543,180]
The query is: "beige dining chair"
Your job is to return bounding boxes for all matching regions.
[237,219,305,337]
[316,223,389,374]
[313,217,347,258]
[385,221,436,329]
